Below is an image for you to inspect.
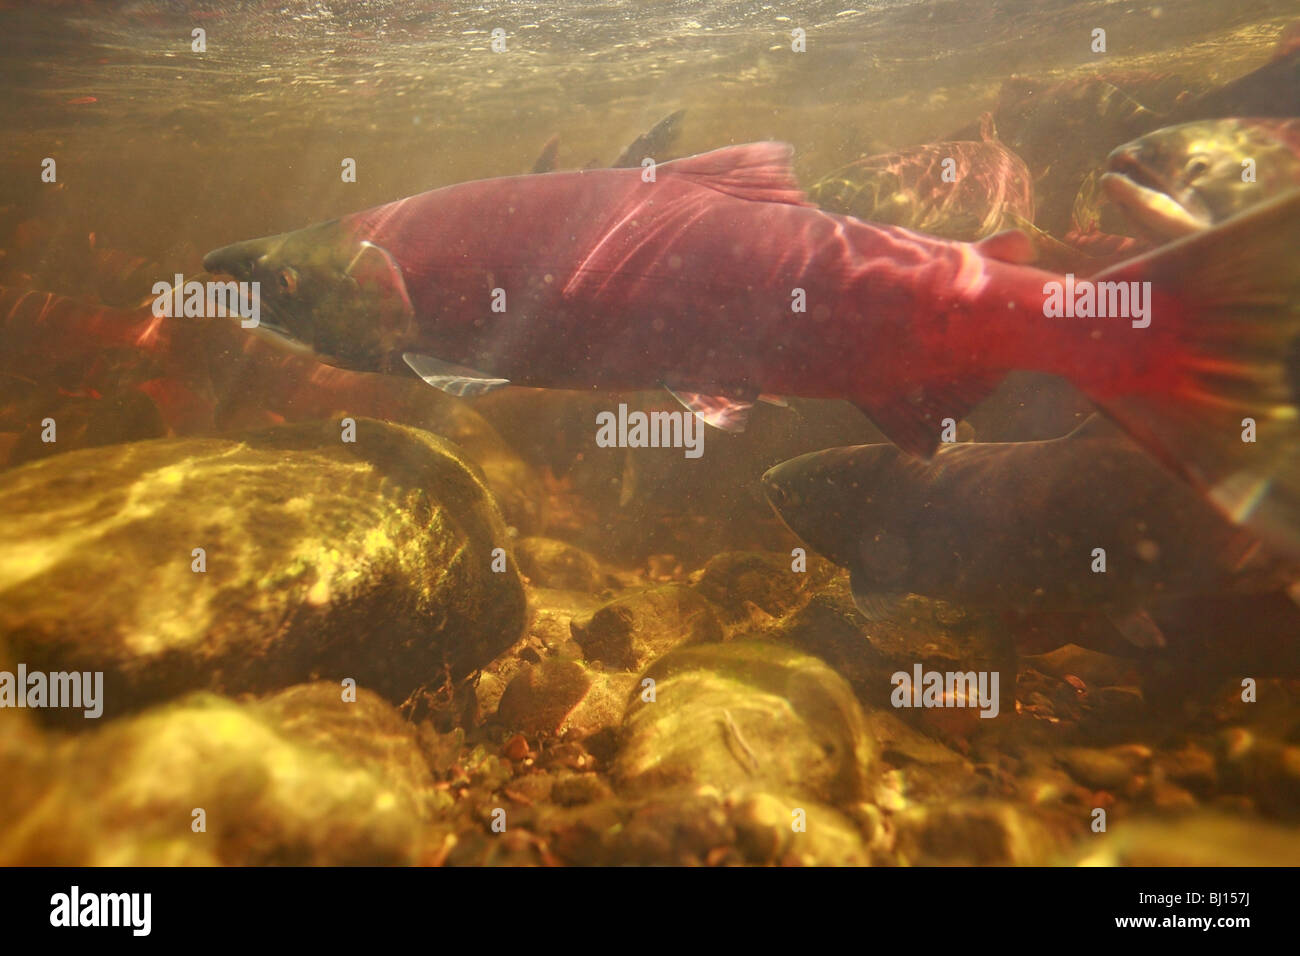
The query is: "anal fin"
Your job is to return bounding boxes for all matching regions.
[849,573,908,622]
[860,373,1004,458]
[1107,608,1167,649]
[975,228,1038,265]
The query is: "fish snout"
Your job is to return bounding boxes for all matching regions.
[202,238,267,279]
[760,464,791,509]
[1101,170,1206,239]
[1105,144,1145,179]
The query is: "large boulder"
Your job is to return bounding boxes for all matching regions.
[614,641,875,807]
[0,683,437,865]
[0,418,525,720]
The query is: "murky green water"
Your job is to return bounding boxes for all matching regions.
[0,0,1298,868]
[2,0,1292,261]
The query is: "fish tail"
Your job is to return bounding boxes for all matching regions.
[1080,188,1300,558]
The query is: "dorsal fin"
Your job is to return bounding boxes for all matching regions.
[531,133,560,174]
[665,385,757,432]
[660,142,812,206]
[612,109,686,168]
[1064,413,1120,440]
[978,111,998,143]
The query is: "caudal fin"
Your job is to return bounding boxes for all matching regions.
[1086,189,1300,558]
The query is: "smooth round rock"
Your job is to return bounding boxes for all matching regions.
[0,683,437,865]
[570,585,723,671]
[0,418,525,719]
[614,641,874,806]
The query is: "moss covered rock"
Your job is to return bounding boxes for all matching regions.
[417,400,545,537]
[614,641,874,806]
[570,585,722,671]
[0,418,525,719]
[692,550,838,624]
[496,657,636,740]
[515,537,608,592]
[535,786,872,865]
[0,683,436,865]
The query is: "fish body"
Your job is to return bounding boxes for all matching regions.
[205,144,1078,427]
[0,286,212,458]
[1103,118,1300,238]
[808,114,1034,241]
[970,75,1173,234]
[0,285,175,383]
[1277,22,1300,62]
[1166,46,1300,123]
[203,143,1300,555]
[199,144,1154,424]
[0,283,448,443]
[761,423,1298,622]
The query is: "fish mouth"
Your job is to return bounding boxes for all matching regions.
[1101,151,1209,239]
[234,297,317,356]
[202,240,314,355]
[760,463,807,529]
[251,317,315,356]
[201,249,233,275]
[759,465,793,517]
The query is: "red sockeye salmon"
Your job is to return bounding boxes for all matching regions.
[200,142,1300,557]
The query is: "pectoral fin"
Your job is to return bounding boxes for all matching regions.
[402,352,510,397]
[849,573,908,622]
[1107,608,1167,649]
[665,385,756,432]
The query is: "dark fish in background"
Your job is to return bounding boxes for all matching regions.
[610,109,687,168]
[530,133,562,174]
[761,418,1300,647]
[0,282,473,455]
[970,36,1298,238]
[807,113,1036,241]
[0,219,163,308]
[1102,118,1300,239]
[958,75,1175,235]
[1165,42,1300,123]
[0,284,213,461]
[1276,21,1300,62]
[0,285,172,374]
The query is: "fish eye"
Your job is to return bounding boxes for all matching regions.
[277,267,299,293]
[1184,156,1210,180]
